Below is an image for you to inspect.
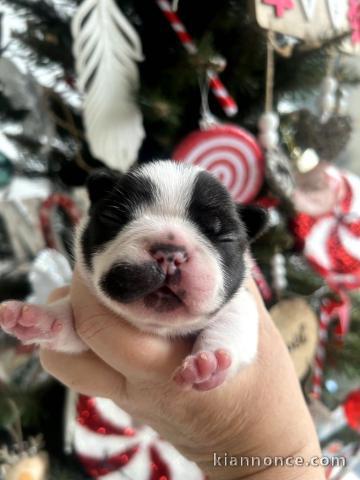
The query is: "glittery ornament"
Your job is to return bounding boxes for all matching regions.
[73,395,204,479]
[173,125,265,204]
[293,170,360,290]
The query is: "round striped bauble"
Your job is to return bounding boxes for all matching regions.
[173,125,265,204]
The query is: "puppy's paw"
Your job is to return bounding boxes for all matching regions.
[173,349,232,391]
[0,301,62,345]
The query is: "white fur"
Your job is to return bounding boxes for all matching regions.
[2,161,260,387]
[193,287,259,378]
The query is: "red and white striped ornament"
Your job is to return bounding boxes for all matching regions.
[39,193,81,255]
[74,395,205,480]
[293,169,360,398]
[173,124,265,204]
[155,0,238,117]
[311,295,350,399]
[293,171,360,291]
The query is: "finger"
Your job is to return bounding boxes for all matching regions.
[47,286,70,304]
[71,270,191,380]
[39,348,127,403]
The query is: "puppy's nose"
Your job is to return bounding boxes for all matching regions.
[150,244,188,276]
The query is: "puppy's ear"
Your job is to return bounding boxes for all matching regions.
[237,205,269,243]
[86,169,121,204]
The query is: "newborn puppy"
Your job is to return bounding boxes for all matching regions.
[0,161,267,391]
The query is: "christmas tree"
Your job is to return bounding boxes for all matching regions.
[0,1,360,478]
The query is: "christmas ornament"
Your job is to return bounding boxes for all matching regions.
[293,163,344,216]
[72,0,145,171]
[255,0,351,44]
[293,170,360,290]
[73,395,204,479]
[173,125,265,203]
[311,295,351,398]
[156,0,237,117]
[258,38,295,200]
[271,252,287,293]
[39,193,82,259]
[262,0,295,17]
[348,0,360,44]
[270,298,318,379]
[291,109,352,161]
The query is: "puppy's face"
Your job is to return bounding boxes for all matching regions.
[78,161,267,335]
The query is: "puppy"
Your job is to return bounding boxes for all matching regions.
[0,161,267,391]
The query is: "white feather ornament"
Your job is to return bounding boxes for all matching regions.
[72,0,145,171]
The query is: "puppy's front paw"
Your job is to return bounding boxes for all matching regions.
[173,349,232,391]
[0,301,62,345]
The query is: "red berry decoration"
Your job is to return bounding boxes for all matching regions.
[173,125,265,204]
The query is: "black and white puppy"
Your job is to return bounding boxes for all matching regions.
[0,161,267,391]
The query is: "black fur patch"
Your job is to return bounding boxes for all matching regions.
[188,171,247,303]
[100,262,165,303]
[81,172,157,269]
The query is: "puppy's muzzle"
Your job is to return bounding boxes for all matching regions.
[150,243,188,276]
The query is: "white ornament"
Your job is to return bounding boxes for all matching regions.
[300,0,317,21]
[259,131,279,150]
[271,253,287,292]
[258,112,279,132]
[72,0,145,171]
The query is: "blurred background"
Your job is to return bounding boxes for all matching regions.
[0,1,359,479]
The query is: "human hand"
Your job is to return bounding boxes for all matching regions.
[40,272,324,480]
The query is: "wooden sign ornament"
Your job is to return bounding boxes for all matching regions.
[271,298,318,379]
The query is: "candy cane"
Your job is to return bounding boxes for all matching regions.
[156,0,238,117]
[311,296,350,399]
